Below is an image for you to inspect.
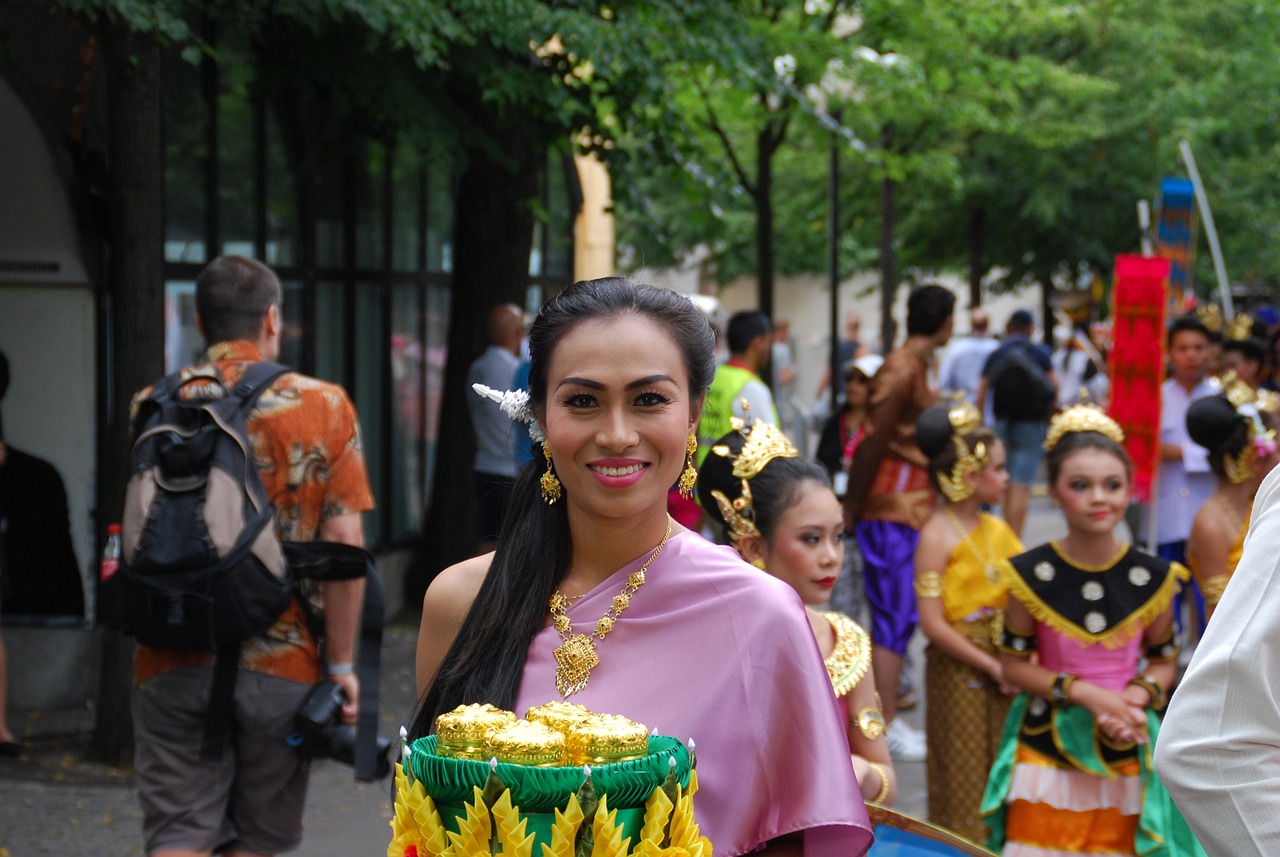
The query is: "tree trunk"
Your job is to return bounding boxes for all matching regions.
[967,206,985,307]
[409,136,542,602]
[92,20,165,765]
[879,174,898,354]
[755,127,776,321]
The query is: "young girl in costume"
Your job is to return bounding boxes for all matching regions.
[698,418,897,806]
[981,403,1204,856]
[1185,372,1280,621]
[912,401,1022,842]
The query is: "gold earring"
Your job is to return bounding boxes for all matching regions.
[540,443,562,504]
[678,433,699,499]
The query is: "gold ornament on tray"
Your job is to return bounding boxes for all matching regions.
[548,516,673,697]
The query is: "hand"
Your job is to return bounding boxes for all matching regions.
[985,660,1019,695]
[1121,683,1154,709]
[1077,683,1147,745]
[329,672,360,725]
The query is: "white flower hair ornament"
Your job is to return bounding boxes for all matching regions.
[471,383,546,443]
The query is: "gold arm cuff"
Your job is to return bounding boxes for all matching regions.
[1129,674,1168,710]
[866,760,892,804]
[914,570,944,600]
[1201,575,1229,606]
[857,705,887,741]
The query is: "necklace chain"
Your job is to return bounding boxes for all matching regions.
[944,507,1001,583]
[547,516,674,697]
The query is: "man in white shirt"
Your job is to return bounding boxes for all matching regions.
[466,303,523,551]
[937,306,999,422]
[1156,463,1280,855]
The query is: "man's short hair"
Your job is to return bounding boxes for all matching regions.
[726,311,771,354]
[1168,314,1211,348]
[906,285,956,337]
[1007,308,1035,334]
[195,256,283,345]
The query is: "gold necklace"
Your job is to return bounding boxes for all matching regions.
[944,507,1001,583]
[547,516,674,698]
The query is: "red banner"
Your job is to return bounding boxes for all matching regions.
[1108,255,1170,503]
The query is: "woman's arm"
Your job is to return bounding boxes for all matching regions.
[844,674,896,805]
[914,521,1004,682]
[415,555,490,695]
[1000,598,1147,743]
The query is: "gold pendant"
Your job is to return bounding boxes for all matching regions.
[553,633,600,697]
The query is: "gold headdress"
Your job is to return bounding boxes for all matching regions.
[1194,303,1223,335]
[1218,370,1277,483]
[708,418,799,550]
[1044,403,1125,452]
[936,400,988,503]
[1226,312,1256,342]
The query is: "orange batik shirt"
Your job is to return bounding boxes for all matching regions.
[133,341,375,686]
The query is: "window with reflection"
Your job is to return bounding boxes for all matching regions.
[163,52,206,264]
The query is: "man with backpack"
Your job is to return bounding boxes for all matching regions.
[977,308,1057,538]
[126,256,373,857]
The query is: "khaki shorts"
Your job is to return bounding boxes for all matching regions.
[133,667,314,854]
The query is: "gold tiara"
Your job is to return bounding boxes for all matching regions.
[1194,303,1223,334]
[1226,312,1255,342]
[1044,403,1125,452]
[935,400,987,502]
[708,418,800,549]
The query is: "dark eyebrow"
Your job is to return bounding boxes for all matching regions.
[556,374,677,391]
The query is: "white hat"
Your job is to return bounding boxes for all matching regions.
[847,354,884,379]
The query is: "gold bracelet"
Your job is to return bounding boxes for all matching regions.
[914,570,944,599]
[865,760,892,804]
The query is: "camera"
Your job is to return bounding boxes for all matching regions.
[288,680,392,780]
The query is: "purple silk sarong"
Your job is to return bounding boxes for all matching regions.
[516,531,873,857]
[854,520,920,655]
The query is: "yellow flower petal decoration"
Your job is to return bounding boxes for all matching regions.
[492,789,536,857]
[446,786,494,856]
[639,785,674,844]
[389,763,449,857]
[667,773,711,857]
[541,795,584,857]
[589,794,629,857]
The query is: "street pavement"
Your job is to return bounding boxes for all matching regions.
[0,493,1072,856]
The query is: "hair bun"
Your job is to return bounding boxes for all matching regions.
[916,405,955,459]
[1186,395,1242,452]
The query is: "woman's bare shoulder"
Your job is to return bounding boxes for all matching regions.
[423,553,492,616]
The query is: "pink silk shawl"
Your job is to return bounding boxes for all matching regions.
[515,532,873,857]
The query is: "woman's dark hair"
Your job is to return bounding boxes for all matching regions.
[410,278,716,738]
[906,284,956,337]
[1223,337,1267,367]
[1045,431,1132,485]
[1186,395,1259,479]
[915,405,996,494]
[696,428,831,545]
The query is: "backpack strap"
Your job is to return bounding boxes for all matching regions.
[231,361,290,414]
[200,641,241,763]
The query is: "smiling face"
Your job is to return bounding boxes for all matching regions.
[1049,445,1131,537]
[754,480,846,606]
[540,314,698,523]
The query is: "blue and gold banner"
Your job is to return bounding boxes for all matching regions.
[1155,178,1197,314]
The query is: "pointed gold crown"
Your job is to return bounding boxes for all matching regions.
[1044,403,1125,452]
[947,400,982,437]
[1227,312,1255,342]
[1194,303,1223,334]
[708,418,800,549]
[1220,370,1255,410]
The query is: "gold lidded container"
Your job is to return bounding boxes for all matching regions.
[566,713,649,766]
[434,703,516,760]
[485,719,567,767]
[525,700,592,736]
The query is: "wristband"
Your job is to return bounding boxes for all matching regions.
[1050,672,1076,706]
[1128,674,1167,710]
[865,760,892,804]
[327,662,355,676]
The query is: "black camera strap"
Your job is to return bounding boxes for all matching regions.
[283,541,385,782]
